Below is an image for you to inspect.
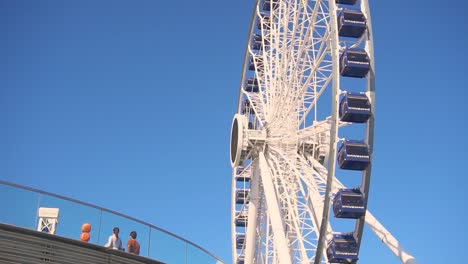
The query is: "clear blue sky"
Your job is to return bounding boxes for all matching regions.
[1,1,467,263]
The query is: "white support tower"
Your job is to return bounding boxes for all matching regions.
[37,207,60,235]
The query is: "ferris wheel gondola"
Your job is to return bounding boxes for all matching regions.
[230,1,416,264]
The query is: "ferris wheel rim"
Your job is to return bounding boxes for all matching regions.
[235,0,263,111]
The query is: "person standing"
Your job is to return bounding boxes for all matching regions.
[127,231,140,255]
[105,227,123,251]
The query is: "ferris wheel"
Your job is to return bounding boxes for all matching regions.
[229,0,416,264]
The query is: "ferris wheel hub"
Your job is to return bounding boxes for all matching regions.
[230,114,266,167]
[230,114,255,167]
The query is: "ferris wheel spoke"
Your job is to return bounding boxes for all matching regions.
[262,4,303,124]
[299,41,333,123]
[280,2,313,92]
[258,151,293,264]
[267,146,332,263]
[243,91,267,129]
[291,155,332,264]
[264,1,334,127]
[265,150,311,262]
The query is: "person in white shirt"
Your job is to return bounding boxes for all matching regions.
[105,227,123,251]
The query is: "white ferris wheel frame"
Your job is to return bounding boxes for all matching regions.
[230,1,417,264]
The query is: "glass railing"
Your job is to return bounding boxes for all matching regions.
[0,180,224,264]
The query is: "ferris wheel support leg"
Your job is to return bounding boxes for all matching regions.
[259,152,292,264]
[365,211,418,264]
[244,160,261,264]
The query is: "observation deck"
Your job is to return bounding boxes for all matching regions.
[0,223,164,264]
[0,180,224,264]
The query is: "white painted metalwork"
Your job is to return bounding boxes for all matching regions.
[37,207,59,235]
[230,0,417,263]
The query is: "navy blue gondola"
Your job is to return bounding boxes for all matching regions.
[327,233,359,264]
[337,140,370,171]
[318,153,326,165]
[262,0,279,11]
[249,56,263,71]
[236,167,251,182]
[245,78,259,93]
[237,254,245,264]
[236,189,250,204]
[338,10,366,38]
[339,92,371,123]
[241,100,252,115]
[257,14,270,29]
[236,173,251,182]
[248,56,255,70]
[333,188,366,219]
[252,34,263,50]
[236,234,246,249]
[235,212,248,227]
[340,49,370,78]
[335,0,357,5]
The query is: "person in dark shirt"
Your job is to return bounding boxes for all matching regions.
[127,231,140,255]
